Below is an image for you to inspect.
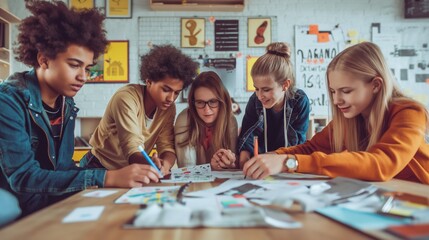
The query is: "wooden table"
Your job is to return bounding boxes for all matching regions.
[0,179,427,240]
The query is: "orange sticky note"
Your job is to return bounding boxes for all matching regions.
[309,25,319,34]
[318,33,330,42]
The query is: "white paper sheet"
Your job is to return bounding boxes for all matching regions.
[212,170,245,179]
[161,164,215,183]
[115,186,180,204]
[62,206,104,223]
[82,190,118,198]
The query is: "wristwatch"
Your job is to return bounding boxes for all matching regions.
[285,155,298,173]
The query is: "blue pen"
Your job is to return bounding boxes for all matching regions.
[138,145,164,177]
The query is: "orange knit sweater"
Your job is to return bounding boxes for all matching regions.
[275,100,429,184]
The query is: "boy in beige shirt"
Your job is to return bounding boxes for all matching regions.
[81,45,198,177]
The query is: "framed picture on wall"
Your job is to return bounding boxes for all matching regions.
[405,0,429,18]
[181,18,205,48]
[69,0,94,10]
[88,40,129,83]
[248,18,271,47]
[246,56,259,91]
[105,0,132,18]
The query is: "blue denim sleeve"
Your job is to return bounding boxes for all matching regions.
[237,94,265,155]
[288,90,311,145]
[0,94,106,195]
[0,189,21,227]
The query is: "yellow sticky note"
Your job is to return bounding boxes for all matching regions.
[246,57,259,91]
[349,39,358,45]
[347,30,358,38]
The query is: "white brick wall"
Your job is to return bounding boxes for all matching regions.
[6,0,428,133]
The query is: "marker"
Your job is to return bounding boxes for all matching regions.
[138,145,163,177]
[253,136,258,157]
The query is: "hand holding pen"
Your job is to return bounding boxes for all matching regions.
[244,136,259,179]
[151,152,172,176]
[138,145,164,178]
[253,136,258,157]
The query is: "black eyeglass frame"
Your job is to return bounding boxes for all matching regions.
[193,99,221,109]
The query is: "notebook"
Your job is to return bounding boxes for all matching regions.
[385,223,429,240]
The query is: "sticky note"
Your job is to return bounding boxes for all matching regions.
[309,25,319,34]
[347,29,358,38]
[318,33,330,43]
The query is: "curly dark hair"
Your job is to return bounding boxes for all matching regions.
[14,0,108,68]
[140,45,198,89]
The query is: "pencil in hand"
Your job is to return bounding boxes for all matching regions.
[253,136,258,157]
[138,145,164,177]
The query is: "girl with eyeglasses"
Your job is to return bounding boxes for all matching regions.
[238,42,310,168]
[175,71,238,169]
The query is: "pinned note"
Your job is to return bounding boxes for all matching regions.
[347,29,359,44]
[318,33,330,43]
[309,24,319,34]
[331,27,345,42]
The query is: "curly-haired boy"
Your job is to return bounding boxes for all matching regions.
[0,0,159,216]
[81,45,198,176]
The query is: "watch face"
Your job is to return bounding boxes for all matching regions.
[286,159,296,169]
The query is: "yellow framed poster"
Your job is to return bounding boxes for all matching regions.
[69,0,94,10]
[181,18,205,48]
[88,41,129,83]
[106,0,132,18]
[248,18,271,47]
[246,56,259,91]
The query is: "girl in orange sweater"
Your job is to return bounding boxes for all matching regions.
[243,42,429,184]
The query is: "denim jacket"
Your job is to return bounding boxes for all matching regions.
[238,89,310,158]
[0,70,106,215]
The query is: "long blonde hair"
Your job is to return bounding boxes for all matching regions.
[327,42,428,152]
[177,71,233,154]
[251,42,295,97]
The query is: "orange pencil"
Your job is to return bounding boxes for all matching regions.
[245,136,258,180]
[253,136,258,156]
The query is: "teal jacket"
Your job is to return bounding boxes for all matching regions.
[0,70,106,215]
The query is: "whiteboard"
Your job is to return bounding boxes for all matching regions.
[372,24,429,109]
[294,25,342,116]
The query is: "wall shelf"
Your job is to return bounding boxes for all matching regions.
[0,59,9,65]
[149,0,244,11]
[0,8,20,23]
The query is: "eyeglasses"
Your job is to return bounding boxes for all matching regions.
[194,99,220,109]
